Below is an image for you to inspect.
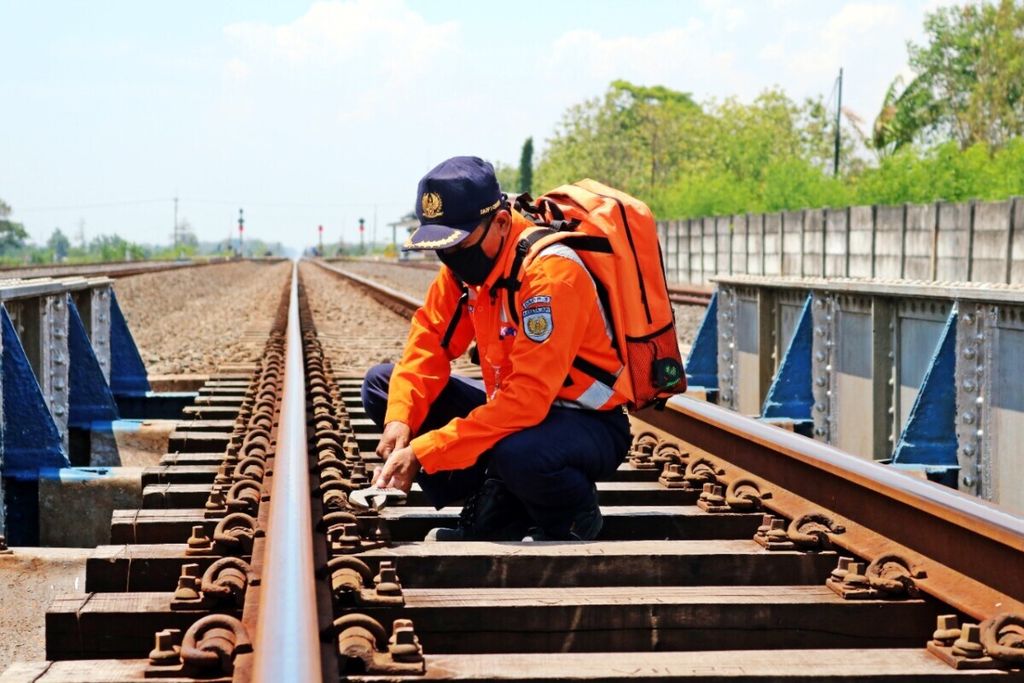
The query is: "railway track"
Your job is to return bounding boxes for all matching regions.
[329,258,714,307]
[0,257,246,281]
[4,260,1023,681]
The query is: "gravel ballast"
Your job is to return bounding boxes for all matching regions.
[114,260,291,375]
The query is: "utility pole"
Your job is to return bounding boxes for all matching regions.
[173,196,179,248]
[833,67,843,178]
[238,208,245,257]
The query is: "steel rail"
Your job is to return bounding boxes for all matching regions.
[667,284,713,306]
[0,259,211,280]
[312,259,422,318]
[635,395,1024,620]
[252,262,323,683]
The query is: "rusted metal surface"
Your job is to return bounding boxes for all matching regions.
[634,395,1024,620]
[251,263,323,683]
[668,283,713,306]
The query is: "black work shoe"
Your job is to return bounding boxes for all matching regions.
[522,487,603,542]
[424,478,530,541]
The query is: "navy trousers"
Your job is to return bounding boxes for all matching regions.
[361,363,631,531]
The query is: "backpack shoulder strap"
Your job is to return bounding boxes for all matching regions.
[493,227,556,326]
[439,282,469,350]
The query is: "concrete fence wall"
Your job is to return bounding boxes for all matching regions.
[658,197,1024,285]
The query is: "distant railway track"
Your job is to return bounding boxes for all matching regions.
[0,258,219,281]
[330,258,714,306]
[5,259,1023,681]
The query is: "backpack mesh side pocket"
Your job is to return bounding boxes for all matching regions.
[625,322,686,410]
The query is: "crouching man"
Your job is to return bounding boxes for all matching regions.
[364,156,630,541]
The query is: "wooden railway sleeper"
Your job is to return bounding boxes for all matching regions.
[331,614,425,676]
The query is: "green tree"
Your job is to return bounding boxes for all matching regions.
[493,161,518,192]
[0,198,29,255]
[892,1,1024,149]
[47,227,71,260]
[535,79,701,200]
[87,234,146,261]
[518,137,534,195]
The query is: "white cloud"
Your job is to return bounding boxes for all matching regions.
[539,21,751,105]
[221,0,461,123]
[822,2,902,44]
[224,58,250,81]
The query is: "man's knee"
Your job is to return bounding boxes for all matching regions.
[360,363,394,426]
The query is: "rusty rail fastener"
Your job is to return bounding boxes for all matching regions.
[180,614,252,676]
[980,613,1024,667]
[335,613,425,675]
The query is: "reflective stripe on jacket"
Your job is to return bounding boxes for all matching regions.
[384,210,628,473]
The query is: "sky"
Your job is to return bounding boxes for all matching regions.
[0,0,945,252]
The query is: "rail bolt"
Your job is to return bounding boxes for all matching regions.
[332,523,363,552]
[830,557,854,583]
[932,614,961,646]
[658,463,686,489]
[185,525,214,556]
[375,561,403,597]
[388,619,423,662]
[148,628,181,666]
[952,624,985,659]
[766,517,788,541]
[842,562,870,588]
[174,563,202,601]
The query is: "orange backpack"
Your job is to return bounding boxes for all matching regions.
[500,179,685,410]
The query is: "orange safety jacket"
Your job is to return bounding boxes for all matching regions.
[385,210,629,474]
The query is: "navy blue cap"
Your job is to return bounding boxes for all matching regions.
[404,156,502,251]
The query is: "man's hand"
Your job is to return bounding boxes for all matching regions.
[376,421,411,459]
[373,445,421,493]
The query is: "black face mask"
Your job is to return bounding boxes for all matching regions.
[437,221,504,285]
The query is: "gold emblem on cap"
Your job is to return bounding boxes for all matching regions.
[421,192,443,219]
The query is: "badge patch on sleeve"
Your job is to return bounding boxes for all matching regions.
[522,305,553,342]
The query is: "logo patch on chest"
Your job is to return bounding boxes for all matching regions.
[522,306,553,342]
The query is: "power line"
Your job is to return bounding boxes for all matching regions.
[15,198,172,212]
[13,197,409,212]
